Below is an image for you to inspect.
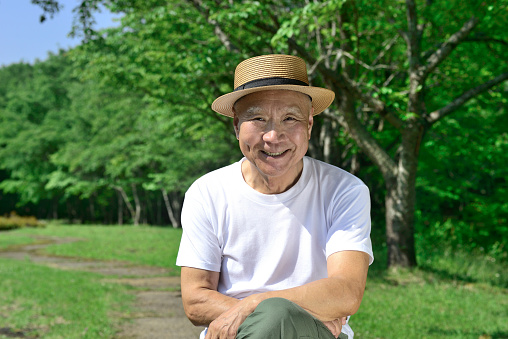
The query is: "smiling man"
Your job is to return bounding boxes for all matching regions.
[176,54,374,339]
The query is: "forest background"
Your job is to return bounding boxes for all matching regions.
[0,0,507,270]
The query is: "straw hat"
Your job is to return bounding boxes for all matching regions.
[211,54,335,117]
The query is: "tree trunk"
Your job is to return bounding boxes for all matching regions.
[156,193,162,225]
[115,186,139,225]
[131,183,141,226]
[335,83,420,268]
[89,193,95,223]
[385,128,420,268]
[320,118,332,164]
[170,192,182,227]
[117,189,123,225]
[144,190,152,225]
[162,188,180,228]
[52,197,58,219]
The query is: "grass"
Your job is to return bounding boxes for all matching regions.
[1,224,507,338]
[351,271,508,338]
[0,258,132,339]
[0,234,35,250]
[353,239,508,338]
[11,224,183,274]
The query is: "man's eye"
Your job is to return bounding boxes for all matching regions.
[285,117,296,121]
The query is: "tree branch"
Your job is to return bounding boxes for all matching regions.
[339,106,398,180]
[341,73,405,130]
[370,35,399,67]
[427,72,508,125]
[186,0,239,53]
[287,36,406,131]
[405,0,421,74]
[464,36,508,46]
[419,16,480,80]
[31,0,62,22]
[341,51,398,71]
[261,25,406,130]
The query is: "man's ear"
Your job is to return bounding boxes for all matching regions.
[308,108,314,139]
[233,113,240,140]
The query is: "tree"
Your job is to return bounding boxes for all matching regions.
[0,52,74,217]
[183,0,507,267]
[31,0,507,267]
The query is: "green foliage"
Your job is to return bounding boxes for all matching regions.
[1,0,506,261]
[0,52,73,206]
[0,22,240,224]
[417,97,508,258]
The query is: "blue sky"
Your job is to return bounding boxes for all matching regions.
[0,1,121,67]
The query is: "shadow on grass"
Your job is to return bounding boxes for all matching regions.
[0,327,37,338]
[418,264,477,283]
[426,328,508,338]
[366,238,508,288]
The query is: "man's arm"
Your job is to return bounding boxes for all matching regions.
[272,250,370,320]
[181,250,370,338]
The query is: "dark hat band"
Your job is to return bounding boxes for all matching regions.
[234,77,309,91]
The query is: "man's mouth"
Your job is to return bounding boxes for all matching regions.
[262,150,287,157]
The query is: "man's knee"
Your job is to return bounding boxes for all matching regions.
[255,297,299,317]
[237,298,313,339]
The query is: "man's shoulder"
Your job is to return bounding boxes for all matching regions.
[186,160,241,195]
[305,156,366,188]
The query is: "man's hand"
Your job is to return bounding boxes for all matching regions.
[322,317,347,338]
[205,295,261,339]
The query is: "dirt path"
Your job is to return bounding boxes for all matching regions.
[0,236,203,339]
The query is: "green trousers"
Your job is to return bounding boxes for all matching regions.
[236,298,348,339]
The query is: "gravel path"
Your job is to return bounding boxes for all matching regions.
[0,236,203,339]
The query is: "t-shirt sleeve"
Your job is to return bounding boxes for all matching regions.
[176,185,222,272]
[326,184,374,265]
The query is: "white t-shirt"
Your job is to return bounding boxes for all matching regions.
[177,156,374,338]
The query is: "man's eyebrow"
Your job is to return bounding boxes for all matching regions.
[286,105,304,115]
[243,106,263,116]
[240,105,306,117]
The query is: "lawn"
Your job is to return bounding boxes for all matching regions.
[0,258,132,338]
[1,224,507,338]
[8,224,183,273]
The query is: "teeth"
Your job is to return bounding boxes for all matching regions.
[264,151,285,156]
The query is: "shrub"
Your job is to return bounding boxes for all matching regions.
[0,212,43,231]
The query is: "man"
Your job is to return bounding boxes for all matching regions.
[176,54,373,339]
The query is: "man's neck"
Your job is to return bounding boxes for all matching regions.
[241,159,303,194]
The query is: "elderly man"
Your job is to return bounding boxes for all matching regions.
[176,54,373,339]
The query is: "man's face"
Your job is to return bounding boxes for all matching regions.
[233,90,313,190]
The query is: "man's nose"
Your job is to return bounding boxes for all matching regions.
[263,122,285,142]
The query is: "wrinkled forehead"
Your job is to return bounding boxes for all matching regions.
[233,90,312,116]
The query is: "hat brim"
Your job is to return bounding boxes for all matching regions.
[211,85,335,118]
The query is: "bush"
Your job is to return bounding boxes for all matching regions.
[0,213,43,231]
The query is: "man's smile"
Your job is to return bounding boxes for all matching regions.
[261,150,289,157]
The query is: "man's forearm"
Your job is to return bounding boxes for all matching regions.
[261,251,369,322]
[183,287,240,326]
[260,276,364,321]
[242,251,370,323]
